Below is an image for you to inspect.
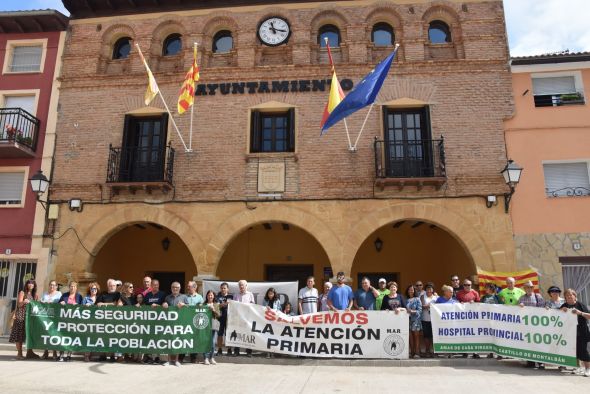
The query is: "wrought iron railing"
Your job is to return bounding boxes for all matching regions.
[106,143,174,184]
[545,187,590,198]
[0,107,40,151]
[534,92,585,107]
[374,137,446,178]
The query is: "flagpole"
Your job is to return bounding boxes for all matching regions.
[135,44,189,152]
[325,37,353,151]
[352,103,374,150]
[188,42,198,152]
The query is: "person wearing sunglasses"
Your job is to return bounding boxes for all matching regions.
[456,279,481,359]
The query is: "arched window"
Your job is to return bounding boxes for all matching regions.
[318,25,340,47]
[162,33,182,56]
[428,20,451,44]
[372,23,394,46]
[112,37,131,60]
[213,30,233,53]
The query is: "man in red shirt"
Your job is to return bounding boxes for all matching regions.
[135,276,152,297]
[456,279,480,303]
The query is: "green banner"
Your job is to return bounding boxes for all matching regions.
[25,302,212,354]
[434,343,578,366]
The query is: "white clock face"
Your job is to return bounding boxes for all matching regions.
[258,17,290,46]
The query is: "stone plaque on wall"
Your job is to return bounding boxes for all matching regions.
[258,162,285,193]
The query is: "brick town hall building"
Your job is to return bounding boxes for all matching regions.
[44,0,516,293]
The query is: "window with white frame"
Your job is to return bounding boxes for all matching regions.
[532,73,585,107]
[0,171,26,206]
[543,162,590,197]
[9,45,43,72]
[3,95,36,115]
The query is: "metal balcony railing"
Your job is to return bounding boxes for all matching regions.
[374,138,446,179]
[106,143,174,184]
[0,107,40,151]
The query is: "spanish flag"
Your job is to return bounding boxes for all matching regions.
[136,45,159,106]
[178,44,200,114]
[477,268,540,296]
[320,40,345,131]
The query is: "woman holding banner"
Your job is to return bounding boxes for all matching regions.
[561,289,590,377]
[10,279,39,360]
[40,280,61,360]
[57,281,82,361]
[202,290,221,365]
[82,282,100,362]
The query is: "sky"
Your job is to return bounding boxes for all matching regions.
[2,0,590,57]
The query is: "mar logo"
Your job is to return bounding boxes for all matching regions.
[192,312,210,330]
[383,333,405,357]
[229,330,255,345]
[30,304,55,317]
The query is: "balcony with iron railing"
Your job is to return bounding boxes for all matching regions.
[105,143,175,196]
[534,92,585,107]
[0,108,40,157]
[374,137,446,190]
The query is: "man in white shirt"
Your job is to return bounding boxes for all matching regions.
[234,279,254,357]
[298,276,319,315]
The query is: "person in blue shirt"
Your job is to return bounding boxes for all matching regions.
[436,285,458,304]
[327,272,354,311]
[353,277,379,310]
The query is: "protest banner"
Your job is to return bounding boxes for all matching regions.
[226,300,409,358]
[26,302,212,354]
[431,303,577,366]
[202,280,298,307]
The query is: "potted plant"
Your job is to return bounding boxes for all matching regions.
[560,92,584,104]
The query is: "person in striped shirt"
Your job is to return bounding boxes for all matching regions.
[298,276,319,314]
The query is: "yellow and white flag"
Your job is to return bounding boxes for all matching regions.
[136,45,159,105]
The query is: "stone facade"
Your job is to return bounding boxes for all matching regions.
[45,0,517,289]
[515,233,590,292]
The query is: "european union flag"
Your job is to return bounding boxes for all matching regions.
[321,47,398,132]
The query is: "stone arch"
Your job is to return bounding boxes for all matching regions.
[310,9,349,42]
[341,203,491,273]
[205,205,342,276]
[99,24,136,57]
[202,14,239,48]
[421,2,461,25]
[365,6,403,42]
[76,206,205,273]
[149,19,188,56]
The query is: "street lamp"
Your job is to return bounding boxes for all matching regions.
[500,159,523,213]
[29,169,50,210]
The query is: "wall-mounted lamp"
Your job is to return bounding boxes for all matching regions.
[500,159,523,213]
[162,237,171,251]
[374,237,383,252]
[29,169,50,210]
[69,198,83,212]
[485,195,497,208]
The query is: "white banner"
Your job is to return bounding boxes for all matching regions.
[226,300,409,358]
[202,280,298,307]
[431,304,578,367]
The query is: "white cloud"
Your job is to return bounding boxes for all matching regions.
[504,0,590,56]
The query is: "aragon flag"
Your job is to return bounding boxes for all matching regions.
[321,46,399,132]
[178,44,200,114]
[477,268,540,296]
[319,41,345,131]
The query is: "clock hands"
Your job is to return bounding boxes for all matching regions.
[269,21,287,34]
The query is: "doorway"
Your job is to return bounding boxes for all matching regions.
[150,271,186,294]
[266,264,313,290]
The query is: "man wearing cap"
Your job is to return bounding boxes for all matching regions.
[327,272,354,311]
[375,278,390,310]
[498,277,525,306]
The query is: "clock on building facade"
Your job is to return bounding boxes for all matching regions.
[257,17,291,46]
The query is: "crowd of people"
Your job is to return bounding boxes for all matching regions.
[8,272,590,376]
